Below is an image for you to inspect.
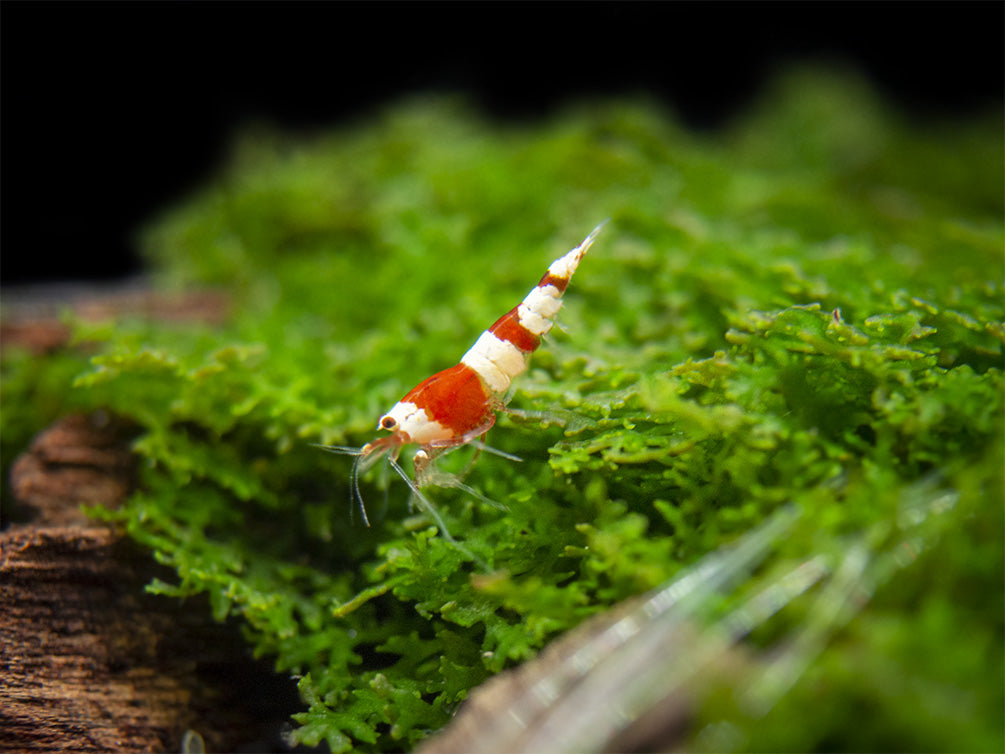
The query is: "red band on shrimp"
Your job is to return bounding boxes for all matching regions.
[402,363,494,435]
[489,308,542,352]
[538,273,570,292]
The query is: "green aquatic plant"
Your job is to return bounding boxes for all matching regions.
[2,67,1001,751]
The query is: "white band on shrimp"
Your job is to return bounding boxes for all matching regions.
[379,401,452,445]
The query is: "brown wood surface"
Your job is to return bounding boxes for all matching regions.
[1,526,296,753]
[2,412,300,753]
[1,284,229,356]
[2,285,299,752]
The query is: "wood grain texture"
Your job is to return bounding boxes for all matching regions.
[3,408,297,751]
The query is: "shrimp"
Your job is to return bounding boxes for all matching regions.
[320,220,607,540]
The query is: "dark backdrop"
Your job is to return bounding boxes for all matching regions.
[2,2,1002,285]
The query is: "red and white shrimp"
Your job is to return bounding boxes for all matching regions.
[321,220,607,539]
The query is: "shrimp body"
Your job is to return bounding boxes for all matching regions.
[375,220,606,457]
[323,221,606,533]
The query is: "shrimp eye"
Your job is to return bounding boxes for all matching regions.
[380,416,397,430]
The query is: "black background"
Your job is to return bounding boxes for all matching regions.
[2,2,1002,286]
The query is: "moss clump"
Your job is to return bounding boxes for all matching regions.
[2,67,1001,751]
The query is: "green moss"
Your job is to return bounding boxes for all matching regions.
[2,67,1001,751]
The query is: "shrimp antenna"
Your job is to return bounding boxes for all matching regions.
[314,443,374,526]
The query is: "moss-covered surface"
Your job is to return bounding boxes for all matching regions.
[2,67,1002,751]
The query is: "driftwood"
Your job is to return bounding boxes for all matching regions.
[2,287,300,753]
[0,527,301,753]
[0,283,229,356]
[2,412,301,753]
